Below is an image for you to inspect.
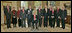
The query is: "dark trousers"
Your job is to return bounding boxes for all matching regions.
[28,18,31,27]
[21,19,26,28]
[61,19,65,29]
[56,18,60,27]
[39,18,42,27]
[49,17,51,26]
[51,18,55,27]
[44,18,48,27]
[7,18,11,28]
[18,18,21,27]
[32,20,38,29]
[12,17,17,27]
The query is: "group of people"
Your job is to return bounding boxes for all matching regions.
[4,3,67,29]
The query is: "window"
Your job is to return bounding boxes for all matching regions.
[34,1,42,9]
[21,1,28,10]
[50,1,55,7]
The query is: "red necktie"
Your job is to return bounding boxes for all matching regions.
[50,8,52,11]
[13,10,15,15]
[52,10,54,14]
[23,9,24,13]
[34,15,36,20]
[7,6,9,12]
[39,9,40,13]
[57,8,59,13]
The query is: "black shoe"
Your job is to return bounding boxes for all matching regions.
[53,27,54,28]
[56,26,60,27]
[9,26,12,28]
[63,28,65,29]
[7,27,9,29]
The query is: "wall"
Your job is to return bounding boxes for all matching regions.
[1,1,18,24]
[1,1,71,24]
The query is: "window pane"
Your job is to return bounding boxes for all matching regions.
[34,1,42,9]
[21,1,28,10]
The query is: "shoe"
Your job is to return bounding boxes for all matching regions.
[9,26,12,28]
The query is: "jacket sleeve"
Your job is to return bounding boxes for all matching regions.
[3,6,7,16]
[64,10,67,18]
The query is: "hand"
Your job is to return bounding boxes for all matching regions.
[41,16,42,18]
[58,16,60,18]
[60,17,61,19]
[43,16,44,18]
[13,16,15,18]
[65,18,67,20]
[20,18,22,19]
[51,16,54,18]
[48,16,49,18]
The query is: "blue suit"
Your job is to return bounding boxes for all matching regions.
[20,10,26,27]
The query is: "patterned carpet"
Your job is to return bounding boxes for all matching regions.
[1,23,71,32]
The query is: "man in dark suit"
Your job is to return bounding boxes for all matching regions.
[61,6,67,29]
[50,7,55,28]
[43,5,49,27]
[37,6,43,27]
[27,6,33,27]
[11,7,17,27]
[20,7,26,28]
[3,3,11,29]
[32,6,38,29]
[55,6,62,27]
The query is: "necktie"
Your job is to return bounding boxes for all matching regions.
[13,10,15,15]
[23,9,24,13]
[7,6,9,12]
[39,9,40,13]
[34,15,36,20]
[52,10,54,14]
[50,8,52,11]
[57,8,59,13]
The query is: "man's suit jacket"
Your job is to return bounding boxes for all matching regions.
[37,9,43,19]
[20,10,26,19]
[43,8,49,19]
[3,6,11,19]
[55,9,62,18]
[61,9,67,19]
[26,9,33,19]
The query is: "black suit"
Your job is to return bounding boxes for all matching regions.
[55,9,62,27]
[37,9,43,27]
[3,6,11,28]
[50,11,55,28]
[32,15,38,29]
[43,8,49,27]
[61,9,67,29]
[26,9,33,27]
